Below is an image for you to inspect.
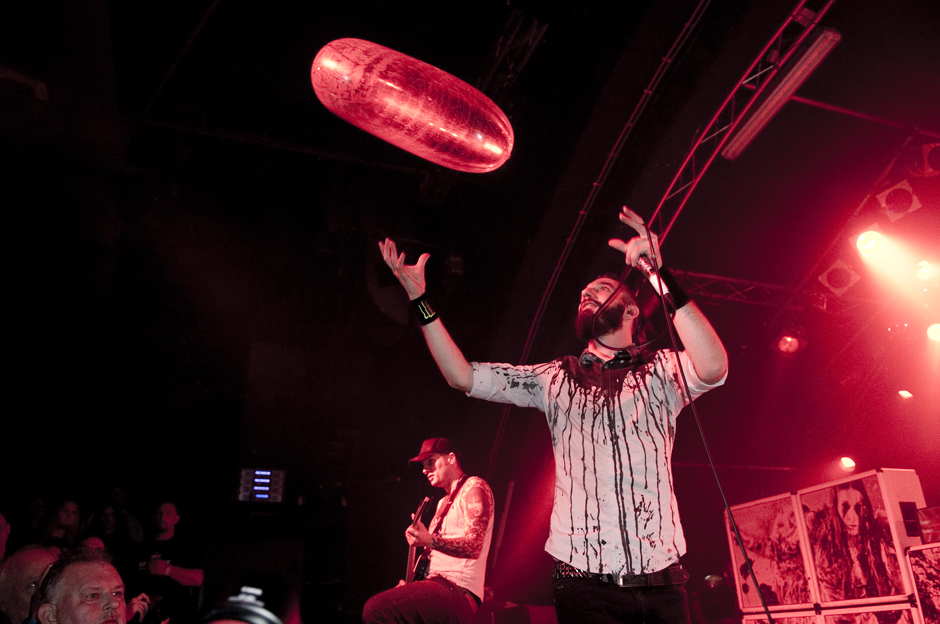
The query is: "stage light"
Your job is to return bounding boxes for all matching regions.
[923,143,940,176]
[876,180,922,222]
[854,231,915,284]
[856,230,883,254]
[929,323,940,342]
[818,258,860,296]
[310,38,514,173]
[776,335,803,354]
[839,457,856,471]
[916,261,933,281]
[898,390,913,399]
[721,28,841,160]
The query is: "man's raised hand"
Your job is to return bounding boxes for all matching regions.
[608,206,663,271]
[379,238,430,301]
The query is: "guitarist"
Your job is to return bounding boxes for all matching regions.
[363,437,494,624]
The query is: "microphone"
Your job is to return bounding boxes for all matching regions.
[635,255,669,298]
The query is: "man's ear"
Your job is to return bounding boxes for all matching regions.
[38,603,56,624]
[624,304,640,320]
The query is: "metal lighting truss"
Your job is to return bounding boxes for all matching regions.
[670,269,878,314]
[475,9,550,107]
[670,270,792,307]
[650,0,838,244]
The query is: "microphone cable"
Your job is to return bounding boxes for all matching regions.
[622,219,776,624]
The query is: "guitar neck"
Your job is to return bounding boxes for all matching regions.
[405,545,419,583]
[405,496,432,583]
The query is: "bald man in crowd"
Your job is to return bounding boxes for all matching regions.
[35,550,150,624]
[0,546,58,624]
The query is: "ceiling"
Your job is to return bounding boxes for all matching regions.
[2,0,938,612]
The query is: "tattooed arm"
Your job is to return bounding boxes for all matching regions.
[432,484,493,559]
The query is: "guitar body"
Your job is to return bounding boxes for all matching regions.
[412,552,430,582]
[405,496,432,583]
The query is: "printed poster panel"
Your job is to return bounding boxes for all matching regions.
[800,474,907,607]
[743,614,819,624]
[727,494,815,611]
[821,606,914,624]
[909,543,940,624]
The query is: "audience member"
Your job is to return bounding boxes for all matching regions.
[128,502,203,624]
[39,501,82,552]
[0,546,58,624]
[0,512,10,563]
[35,549,150,624]
[107,489,144,545]
[81,504,135,576]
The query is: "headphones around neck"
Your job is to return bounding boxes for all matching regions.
[579,345,643,370]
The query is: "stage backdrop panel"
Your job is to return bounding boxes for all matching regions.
[798,469,926,609]
[743,605,919,624]
[819,602,917,624]
[725,492,818,613]
[742,613,821,624]
[908,543,940,624]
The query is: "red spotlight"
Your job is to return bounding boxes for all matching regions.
[898,390,913,399]
[928,324,940,342]
[856,230,883,253]
[776,334,804,354]
[839,457,856,472]
[923,143,940,176]
[916,261,933,281]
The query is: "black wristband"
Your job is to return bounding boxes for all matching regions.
[411,294,439,325]
[657,267,692,311]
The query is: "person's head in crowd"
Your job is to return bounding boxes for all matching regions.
[1,511,11,560]
[46,501,81,545]
[84,506,117,545]
[0,546,58,624]
[152,503,180,541]
[78,538,106,552]
[36,550,126,624]
[99,508,116,539]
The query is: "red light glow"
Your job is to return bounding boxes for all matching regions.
[839,457,856,471]
[898,390,913,399]
[856,230,882,253]
[916,261,932,281]
[310,38,514,173]
[928,324,940,342]
[776,335,802,354]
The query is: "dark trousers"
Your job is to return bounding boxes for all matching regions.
[553,577,692,624]
[362,576,477,624]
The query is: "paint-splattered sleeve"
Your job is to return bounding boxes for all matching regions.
[468,361,553,412]
[670,349,727,400]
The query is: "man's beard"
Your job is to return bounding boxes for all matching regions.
[575,299,625,343]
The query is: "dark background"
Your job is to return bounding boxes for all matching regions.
[2,0,938,621]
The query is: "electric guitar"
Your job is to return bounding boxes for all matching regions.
[405,496,432,583]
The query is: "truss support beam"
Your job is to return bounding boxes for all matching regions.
[650,0,838,244]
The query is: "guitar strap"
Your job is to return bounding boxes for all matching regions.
[430,474,469,536]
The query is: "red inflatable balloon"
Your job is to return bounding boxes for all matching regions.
[311,38,514,173]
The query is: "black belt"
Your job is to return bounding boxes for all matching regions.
[552,560,690,587]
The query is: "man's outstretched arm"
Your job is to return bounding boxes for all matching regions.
[379,238,474,392]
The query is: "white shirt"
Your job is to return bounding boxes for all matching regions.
[469,349,725,574]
